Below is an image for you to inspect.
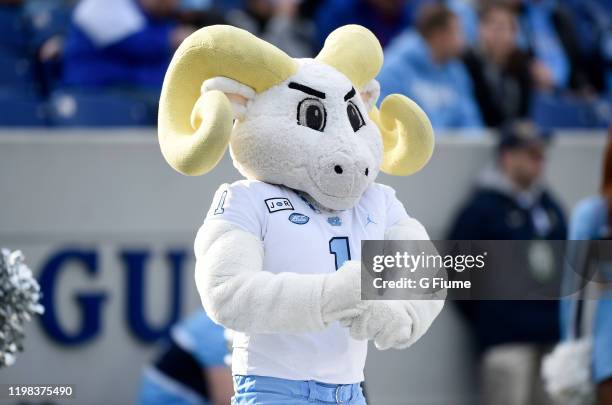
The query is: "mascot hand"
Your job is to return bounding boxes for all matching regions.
[341,300,444,350]
[341,301,413,350]
[321,261,365,325]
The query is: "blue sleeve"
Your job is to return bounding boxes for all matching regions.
[593,298,612,383]
[105,22,174,62]
[559,297,573,340]
[567,198,612,381]
[173,311,228,367]
[568,197,606,240]
[561,197,607,341]
[447,0,478,44]
[377,54,413,102]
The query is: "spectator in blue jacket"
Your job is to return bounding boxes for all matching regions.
[378,3,483,130]
[446,0,478,44]
[62,0,195,91]
[560,135,612,403]
[137,310,232,405]
[314,0,419,49]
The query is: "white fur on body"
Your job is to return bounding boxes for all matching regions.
[384,216,446,345]
[340,217,445,350]
[342,299,444,350]
[195,214,443,348]
[194,220,364,333]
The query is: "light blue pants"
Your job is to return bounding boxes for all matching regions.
[232,375,367,404]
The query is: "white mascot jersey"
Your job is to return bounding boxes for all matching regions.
[204,179,411,383]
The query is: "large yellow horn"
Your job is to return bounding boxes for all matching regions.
[315,25,383,90]
[158,25,298,176]
[316,24,433,175]
[371,94,435,176]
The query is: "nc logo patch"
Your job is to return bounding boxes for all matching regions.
[288,213,309,225]
[265,197,294,213]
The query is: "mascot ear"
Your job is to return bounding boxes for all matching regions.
[200,77,255,122]
[360,80,380,111]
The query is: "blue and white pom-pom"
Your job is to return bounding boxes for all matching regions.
[0,249,44,367]
[541,338,595,405]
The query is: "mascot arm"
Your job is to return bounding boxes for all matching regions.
[194,219,363,334]
[385,216,430,240]
[345,217,444,350]
[383,217,444,349]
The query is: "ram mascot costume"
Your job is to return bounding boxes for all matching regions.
[158,24,444,404]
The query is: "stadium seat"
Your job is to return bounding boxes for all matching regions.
[0,49,34,87]
[531,93,610,131]
[0,5,29,50]
[0,6,34,89]
[0,90,48,127]
[49,89,157,127]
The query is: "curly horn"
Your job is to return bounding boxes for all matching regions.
[370,94,435,176]
[315,25,383,90]
[158,25,298,176]
[316,25,434,176]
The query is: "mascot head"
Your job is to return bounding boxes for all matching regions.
[158,25,434,210]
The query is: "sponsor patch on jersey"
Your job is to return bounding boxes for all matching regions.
[327,216,342,226]
[288,213,309,225]
[265,197,294,213]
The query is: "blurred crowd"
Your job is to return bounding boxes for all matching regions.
[0,0,610,130]
[0,1,610,404]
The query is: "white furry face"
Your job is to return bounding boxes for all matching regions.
[228,60,383,210]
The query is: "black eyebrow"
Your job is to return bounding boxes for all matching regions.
[344,87,356,101]
[288,82,326,99]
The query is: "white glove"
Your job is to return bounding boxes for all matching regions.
[321,260,366,325]
[341,299,444,350]
[341,301,412,350]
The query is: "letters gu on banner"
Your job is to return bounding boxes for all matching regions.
[361,240,612,301]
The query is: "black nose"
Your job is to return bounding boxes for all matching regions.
[334,165,343,174]
[365,168,369,176]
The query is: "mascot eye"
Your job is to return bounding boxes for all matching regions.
[297,98,326,132]
[347,101,365,132]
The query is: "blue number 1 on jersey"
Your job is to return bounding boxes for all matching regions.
[329,237,351,270]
